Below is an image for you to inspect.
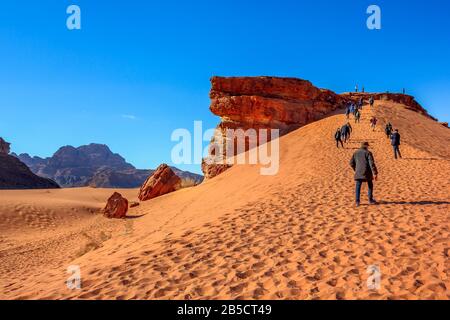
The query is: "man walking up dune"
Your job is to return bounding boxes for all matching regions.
[350,142,378,207]
[385,122,393,138]
[370,116,378,131]
[341,122,352,143]
[335,128,344,148]
[390,129,402,159]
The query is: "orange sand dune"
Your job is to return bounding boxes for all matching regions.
[1,102,449,300]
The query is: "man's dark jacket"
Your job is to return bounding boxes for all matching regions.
[335,130,342,140]
[350,148,378,181]
[391,132,401,146]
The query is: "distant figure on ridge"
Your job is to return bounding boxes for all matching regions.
[402,88,406,94]
[335,128,344,148]
[355,84,359,93]
[369,96,374,108]
[370,116,378,131]
[350,142,378,207]
[385,122,393,138]
[390,129,402,159]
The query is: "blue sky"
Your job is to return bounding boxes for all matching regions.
[0,0,449,174]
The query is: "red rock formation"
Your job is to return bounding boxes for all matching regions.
[209,77,343,130]
[138,164,181,201]
[203,76,344,179]
[102,192,128,219]
[0,138,11,154]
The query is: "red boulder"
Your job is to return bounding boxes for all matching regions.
[138,164,181,201]
[102,192,128,219]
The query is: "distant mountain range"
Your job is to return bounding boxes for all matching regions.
[12,143,203,188]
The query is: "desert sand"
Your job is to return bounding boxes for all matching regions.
[1,101,449,300]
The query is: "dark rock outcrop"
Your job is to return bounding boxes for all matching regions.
[102,192,128,219]
[138,164,181,201]
[0,138,11,154]
[0,138,59,190]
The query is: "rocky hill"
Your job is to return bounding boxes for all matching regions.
[14,144,203,188]
[0,138,59,190]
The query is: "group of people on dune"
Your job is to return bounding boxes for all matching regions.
[334,97,403,207]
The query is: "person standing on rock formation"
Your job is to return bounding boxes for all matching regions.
[350,142,378,207]
[335,128,344,148]
[390,129,402,159]
[355,84,359,93]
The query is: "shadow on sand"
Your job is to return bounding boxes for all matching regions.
[378,200,450,206]
[125,214,147,219]
[350,139,377,143]
[403,157,440,161]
